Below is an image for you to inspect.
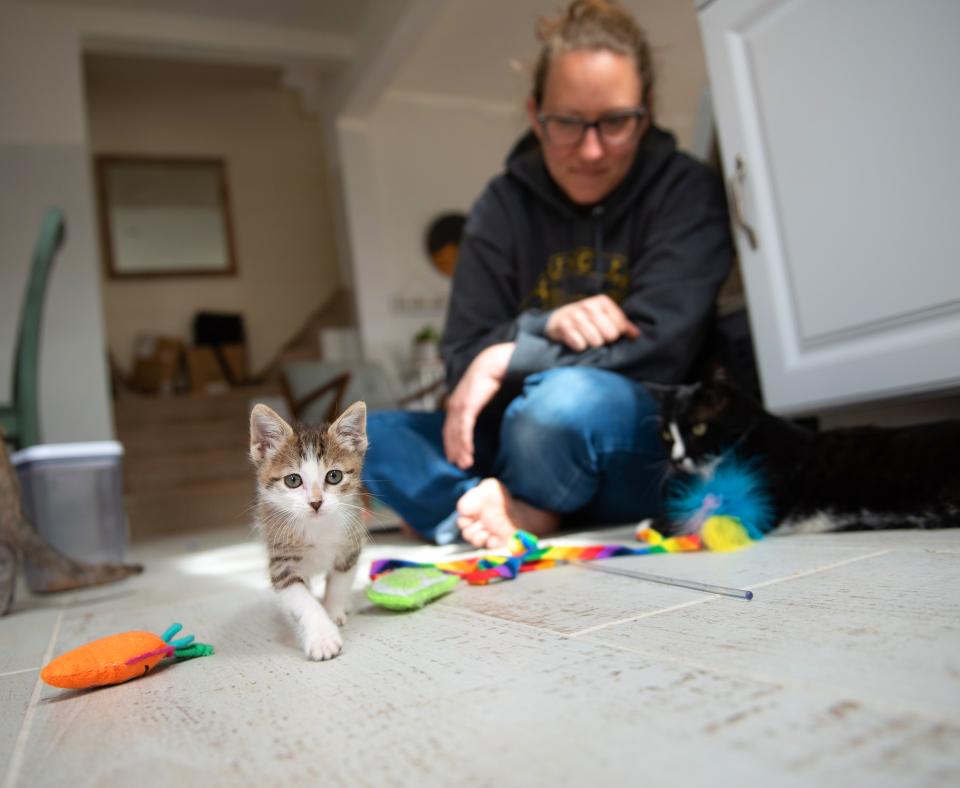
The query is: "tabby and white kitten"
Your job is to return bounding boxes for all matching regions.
[249,401,368,661]
[653,369,960,535]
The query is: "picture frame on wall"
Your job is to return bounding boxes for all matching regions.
[95,154,238,278]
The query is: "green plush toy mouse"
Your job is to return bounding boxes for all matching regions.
[366,567,459,611]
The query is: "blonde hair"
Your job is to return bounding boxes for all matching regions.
[532,0,654,111]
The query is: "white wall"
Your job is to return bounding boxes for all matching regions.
[340,95,525,383]
[0,4,114,443]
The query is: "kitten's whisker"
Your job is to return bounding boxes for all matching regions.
[337,502,374,519]
[358,487,391,506]
[337,499,372,511]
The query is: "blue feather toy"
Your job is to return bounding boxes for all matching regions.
[665,457,775,540]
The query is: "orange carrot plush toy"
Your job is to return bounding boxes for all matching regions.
[41,623,213,690]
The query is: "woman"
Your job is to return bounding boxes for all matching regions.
[366,0,733,548]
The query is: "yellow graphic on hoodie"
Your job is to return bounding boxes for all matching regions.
[524,247,629,310]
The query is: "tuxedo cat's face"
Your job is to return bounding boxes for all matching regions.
[657,379,757,473]
[250,402,367,539]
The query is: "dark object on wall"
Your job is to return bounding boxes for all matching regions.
[425,212,466,277]
[1,208,64,451]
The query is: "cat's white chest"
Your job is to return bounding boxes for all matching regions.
[298,544,337,577]
[296,515,355,577]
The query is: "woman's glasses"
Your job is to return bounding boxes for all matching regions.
[538,108,647,149]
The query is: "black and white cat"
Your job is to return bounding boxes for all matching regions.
[652,369,960,535]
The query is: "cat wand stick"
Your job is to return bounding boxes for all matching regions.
[566,559,754,601]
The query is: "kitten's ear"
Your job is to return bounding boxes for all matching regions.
[329,401,368,454]
[250,404,293,465]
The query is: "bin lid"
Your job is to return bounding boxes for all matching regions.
[10,441,124,466]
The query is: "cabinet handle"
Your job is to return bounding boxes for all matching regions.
[729,155,758,250]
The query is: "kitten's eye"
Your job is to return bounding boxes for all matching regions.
[325,469,343,485]
[661,430,672,443]
[692,423,707,437]
[284,474,302,488]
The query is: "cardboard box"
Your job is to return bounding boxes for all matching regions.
[187,343,246,393]
[131,336,184,395]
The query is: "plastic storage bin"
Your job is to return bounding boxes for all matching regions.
[11,441,128,592]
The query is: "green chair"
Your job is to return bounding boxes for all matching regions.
[0,208,66,450]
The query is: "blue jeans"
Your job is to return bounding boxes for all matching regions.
[364,368,667,544]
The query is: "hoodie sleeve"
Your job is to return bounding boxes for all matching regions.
[440,181,529,388]
[505,162,734,385]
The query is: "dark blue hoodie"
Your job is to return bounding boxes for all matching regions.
[441,125,734,391]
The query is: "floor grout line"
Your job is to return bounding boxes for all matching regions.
[3,609,63,788]
[436,601,575,639]
[0,667,40,679]
[744,548,893,591]
[569,597,719,637]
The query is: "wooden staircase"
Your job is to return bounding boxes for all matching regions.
[114,386,280,541]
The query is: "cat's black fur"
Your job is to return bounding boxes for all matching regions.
[653,369,960,534]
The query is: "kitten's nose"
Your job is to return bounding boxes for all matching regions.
[310,500,322,512]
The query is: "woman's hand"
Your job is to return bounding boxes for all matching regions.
[443,343,514,469]
[545,294,640,351]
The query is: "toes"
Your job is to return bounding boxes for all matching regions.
[303,626,343,661]
[322,602,349,628]
[461,523,490,547]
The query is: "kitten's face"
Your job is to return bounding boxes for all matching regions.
[658,381,754,473]
[249,402,367,539]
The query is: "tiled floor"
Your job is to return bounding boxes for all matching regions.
[2,525,959,787]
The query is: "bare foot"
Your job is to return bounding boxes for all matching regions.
[455,478,559,549]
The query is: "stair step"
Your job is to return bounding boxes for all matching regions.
[121,421,249,459]
[125,477,255,539]
[124,448,252,493]
[114,388,277,541]
[113,386,280,428]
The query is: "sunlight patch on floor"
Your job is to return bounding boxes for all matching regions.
[172,542,269,589]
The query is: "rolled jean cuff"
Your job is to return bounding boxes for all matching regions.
[431,511,463,545]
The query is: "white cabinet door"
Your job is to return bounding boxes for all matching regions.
[698,0,960,414]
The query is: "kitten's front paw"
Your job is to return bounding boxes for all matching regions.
[303,623,343,661]
[324,606,348,627]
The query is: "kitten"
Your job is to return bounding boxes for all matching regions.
[652,369,960,535]
[249,401,368,660]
